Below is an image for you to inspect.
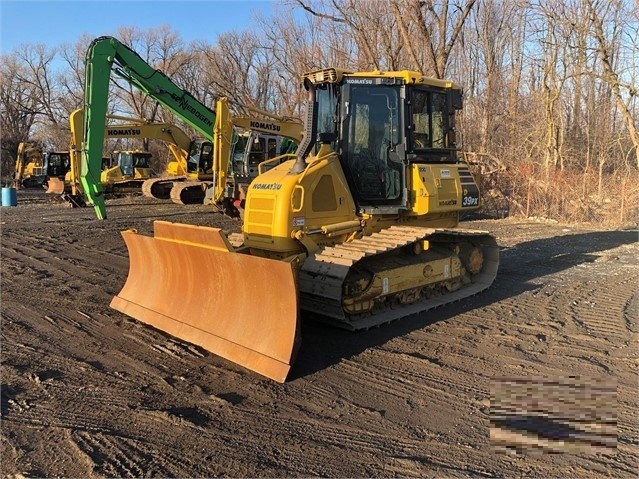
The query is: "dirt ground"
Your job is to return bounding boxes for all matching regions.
[1,190,638,478]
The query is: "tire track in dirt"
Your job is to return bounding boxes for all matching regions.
[73,432,146,477]
[49,417,217,477]
[265,353,496,474]
[205,403,489,476]
[2,229,128,273]
[70,431,219,478]
[3,319,243,476]
[2,298,217,413]
[568,276,636,342]
[345,350,488,408]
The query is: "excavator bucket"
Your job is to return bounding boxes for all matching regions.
[46,177,66,195]
[110,221,301,382]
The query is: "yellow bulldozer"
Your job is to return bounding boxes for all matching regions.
[101,68,500,382]
[81,37,499,382]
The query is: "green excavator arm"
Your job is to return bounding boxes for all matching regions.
[81,36,218,219]
[81,36,301,220]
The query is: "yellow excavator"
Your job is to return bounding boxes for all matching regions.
[13,141,71,189]
[59,105,300,211]
[50,108,200,202]
[198,96,303,215]
[81,38,498,382]
[78,36,301,217]
[141,97,303,207]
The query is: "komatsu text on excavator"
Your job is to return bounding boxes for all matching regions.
[108,68,499,382]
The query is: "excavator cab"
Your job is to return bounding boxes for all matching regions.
[231,131,288,178]
[43,151,71,178]
[114,150,152,176]
[186,140,214,174]
[246,133,284,176]
[231,133,250,174]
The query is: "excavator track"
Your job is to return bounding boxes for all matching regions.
[299,226,499,330]
[108,179,146,195]
[141,177,185,199]
[170,181,211,205]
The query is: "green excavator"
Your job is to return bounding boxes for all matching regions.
[80,36,301,218]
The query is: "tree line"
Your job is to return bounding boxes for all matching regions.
[1,0,637,224]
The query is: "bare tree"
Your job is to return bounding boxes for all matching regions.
[465,0,516,155]
[587,0,638,169]
[292,0,476,77]
[57,35,93,116]
[257,5,356,116]
[200,31,271,109]
[295,0,389,70]
[0,44,70,178]
[392,0,477,78]
[0,53,39,179]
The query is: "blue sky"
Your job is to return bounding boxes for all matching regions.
[0,0,281,54]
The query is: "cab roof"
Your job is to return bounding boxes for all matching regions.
[302,67,460,90]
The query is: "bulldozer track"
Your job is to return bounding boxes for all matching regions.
[299,226,499,330]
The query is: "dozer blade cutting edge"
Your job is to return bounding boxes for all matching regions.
[110,221,300,382]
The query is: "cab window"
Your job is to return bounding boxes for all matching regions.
[343,84,401,203]
[410,90,448,150]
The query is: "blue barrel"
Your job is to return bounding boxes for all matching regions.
[1,187,17,207]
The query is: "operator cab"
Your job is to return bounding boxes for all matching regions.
[246,133,284,177]
[115,151,152,176]
[43,151,71,177]
[187,140,214,173]
[308,69,462,215]
[233,132,289,179]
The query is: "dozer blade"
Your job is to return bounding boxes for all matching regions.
[46,178,66,194]
[110,221,300,382]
